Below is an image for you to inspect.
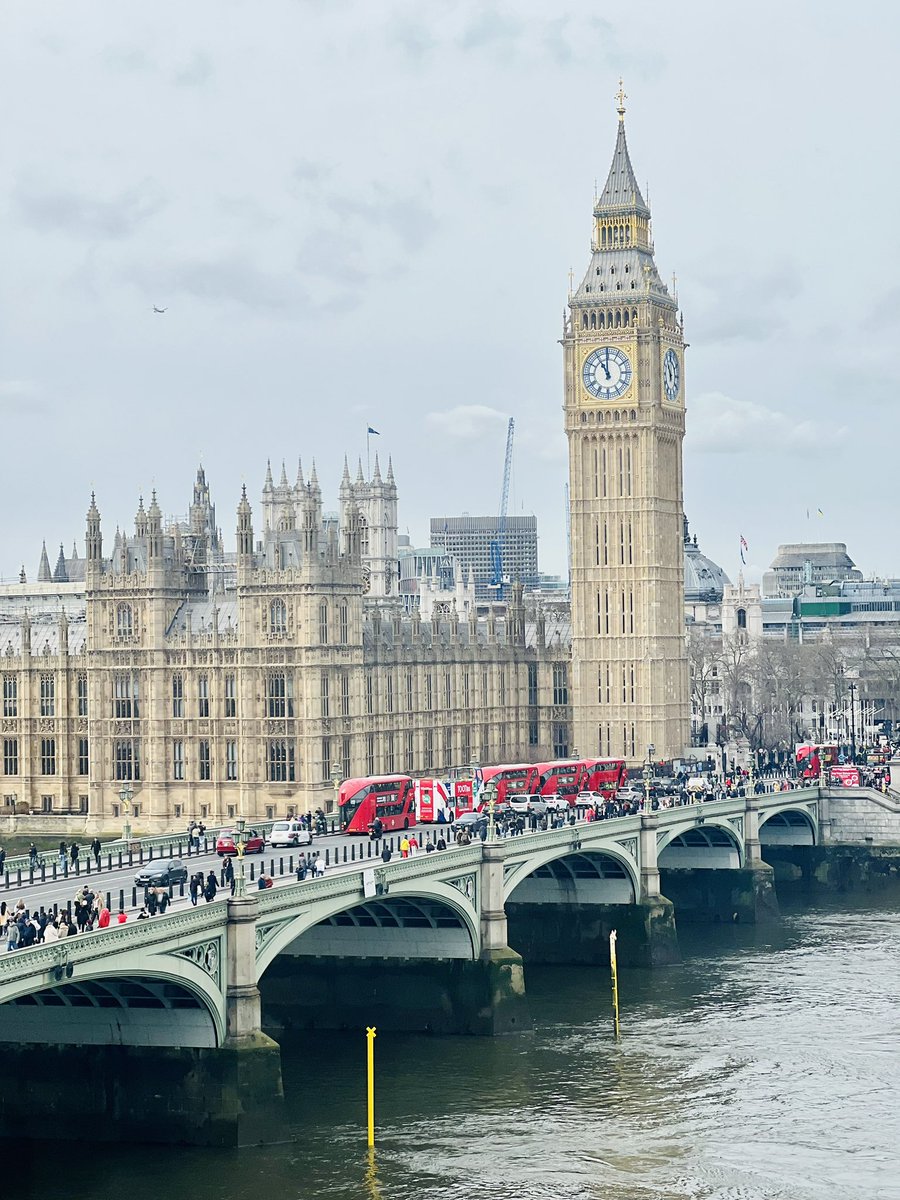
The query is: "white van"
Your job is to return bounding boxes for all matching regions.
[268,820,312,848]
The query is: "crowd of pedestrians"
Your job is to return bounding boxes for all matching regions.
[2,885,127,950]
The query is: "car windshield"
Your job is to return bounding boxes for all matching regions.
[272,823,290,832]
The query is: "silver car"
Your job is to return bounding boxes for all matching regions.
[268,820,312,848]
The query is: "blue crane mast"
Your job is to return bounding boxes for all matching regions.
[489,417,515,598]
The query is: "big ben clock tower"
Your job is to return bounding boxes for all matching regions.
[563,84,689,766]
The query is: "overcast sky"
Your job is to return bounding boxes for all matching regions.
[2,1,899,586]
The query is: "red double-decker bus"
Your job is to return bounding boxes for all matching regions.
[533,758,628,802]
[476,763,538,804]
[338,775,416,834]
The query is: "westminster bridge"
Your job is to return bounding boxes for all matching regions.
[1,784,895,1145]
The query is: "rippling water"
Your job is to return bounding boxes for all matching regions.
[10,894,900,1200]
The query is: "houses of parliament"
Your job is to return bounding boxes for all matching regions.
[0,96,688,830]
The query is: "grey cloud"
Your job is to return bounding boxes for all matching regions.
[458,6,524,52]
[101,45,157,74]
[14,179,166,240]
[691,266,803,344]
[329,189,437,254]
[173,52,213,87]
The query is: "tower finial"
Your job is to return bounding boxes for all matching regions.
[615,78,626,121]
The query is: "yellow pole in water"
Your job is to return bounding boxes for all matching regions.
[609,930,620,1039]
[366,1026,376,1147]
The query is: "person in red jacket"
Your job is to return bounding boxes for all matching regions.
[97,904,111,928]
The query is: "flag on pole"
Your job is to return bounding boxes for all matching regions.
[367,426,380,436]
[740,534,748,565]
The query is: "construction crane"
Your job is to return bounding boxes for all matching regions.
[489,417,515,598]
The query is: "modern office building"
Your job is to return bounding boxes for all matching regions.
[429,515,538,602]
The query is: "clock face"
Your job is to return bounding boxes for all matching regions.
[663,348,680,402]
[582,346,632,400]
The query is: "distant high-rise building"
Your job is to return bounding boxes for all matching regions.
[429,515,538,601]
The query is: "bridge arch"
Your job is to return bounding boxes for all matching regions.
[759,808,817,846]
[658,820,743,869]
[0,963,224,1048]
[257,882,481,976]
[503,844,639,904]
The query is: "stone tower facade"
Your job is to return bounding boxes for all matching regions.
[563,90,689,765]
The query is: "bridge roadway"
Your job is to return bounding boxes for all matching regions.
[0,787,827,1146]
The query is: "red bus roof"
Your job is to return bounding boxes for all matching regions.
[339,775,413,790]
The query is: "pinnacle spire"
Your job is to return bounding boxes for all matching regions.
[279,460,289,487]
[341,455,351,486]
[595,100,649,217]
[37,541,52,582]
[296,457,305,488]
[264,460,274,491]
[386,455,395,485]
[356,458,365,485]
[372,454,382,484]
[53,542,68,583]
[309,459,319,489]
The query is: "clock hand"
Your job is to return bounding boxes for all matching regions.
[600,350,611,380]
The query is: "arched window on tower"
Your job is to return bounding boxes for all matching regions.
[737,608,747,630]
[116,603,133,640]
[590,311,597,329]
[270,598,287,634]
[622,309,629,327]
[581,312,588,329]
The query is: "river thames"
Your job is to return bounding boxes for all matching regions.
[9,891,899,1200]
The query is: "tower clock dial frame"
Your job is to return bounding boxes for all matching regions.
[582,346,633,400]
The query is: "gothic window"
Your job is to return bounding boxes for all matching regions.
[319,602,329,645]
[425,673,433,711]
[386,733,395,774]
[463,671,470,708]
[270,599,287,634]
[342,735,351,779]
[78,738,89,776]
[76,673,88,717]
[198,675,209,717]
[114,739,140,781]
[226,741,238,781]
[552,664,568,705]
[366,734,376,775]
[581,412,587,424]
[737,608,747,629]
[40,737,56,776]
[499,670,506,706]
[267,673,288,718]
[615,308,622,325]
[3,676,17,718]
[358,518,369,558]
[172,674,184,718]
[173,740,184,781]
[614,410,620,422]
[581,313,588,329]
[552,724,569,758]
[224,674,236,717]
[527,662,538,706]
[601,446,608,495]
[406,672,414,711]
[607,309,613,328]
[442,728,452,765]
[623,309,629,327]
[386,675,394,714]
[321,673,330,719]
[630,409,636,421]
[341,673,351,717]
[590,311,597,330]
[339,602,349,644]
[198,739,211,781]
[365,676,374,715]
[3,738,18,776]
[632,308,638,323]
[40,674,55,717]
[321,737,332,781]
[116,603,134,640]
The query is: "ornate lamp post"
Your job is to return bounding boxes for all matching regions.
[642,744,655,812]
[482,781,498,841]
[118,781,134,846]
[848,681,858,763]
[234,814,247,897]
[331,762,343,826]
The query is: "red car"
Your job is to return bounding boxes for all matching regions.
[215,829,265,857]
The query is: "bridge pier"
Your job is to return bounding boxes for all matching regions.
[478,842,532,1034]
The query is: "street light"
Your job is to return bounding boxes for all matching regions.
[643,744,655,812]
[848,682,858,764]
[118,780,134,846]
[234,814,247,897]
[482,781,498,840]
[331,763,343,826]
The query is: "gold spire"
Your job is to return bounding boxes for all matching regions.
[615,78,626,121]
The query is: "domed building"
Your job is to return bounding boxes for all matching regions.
[683,519,730,624]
